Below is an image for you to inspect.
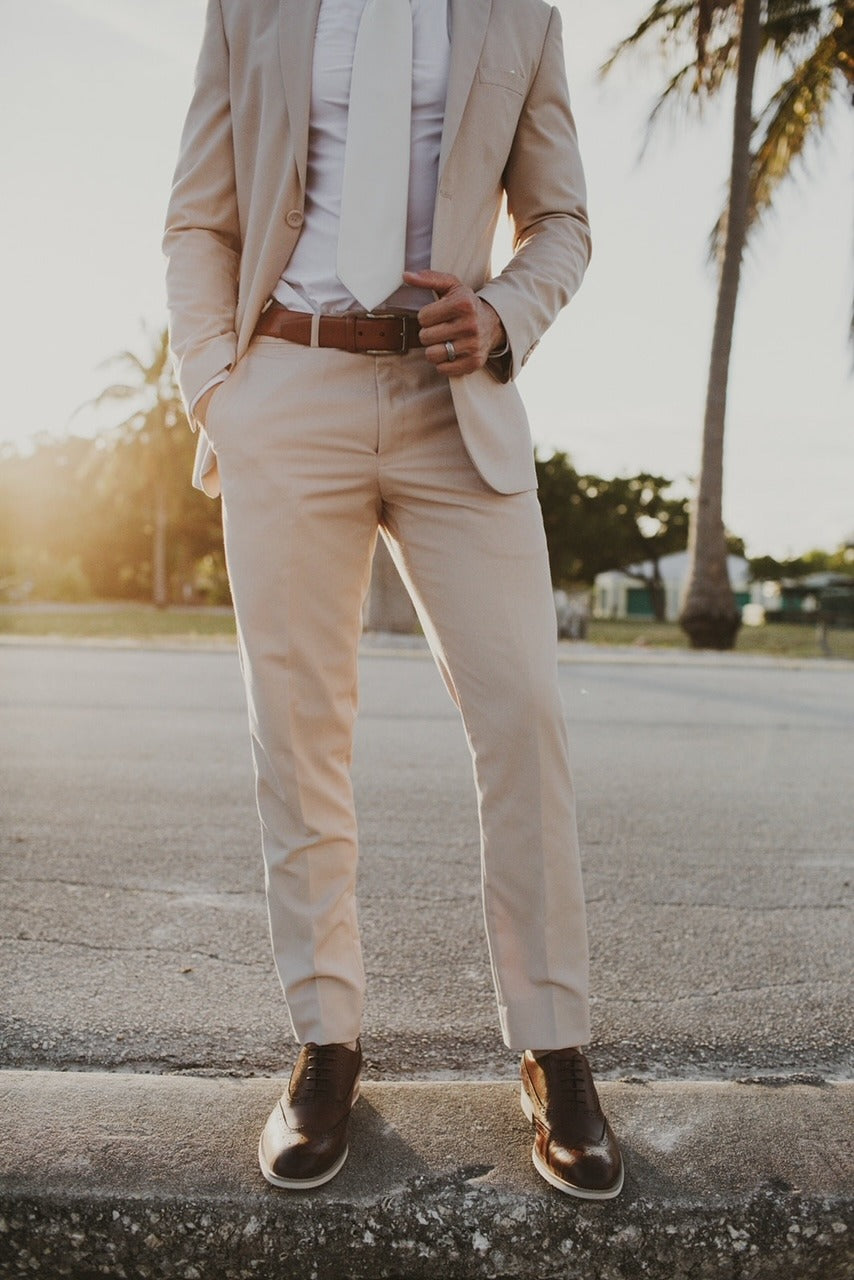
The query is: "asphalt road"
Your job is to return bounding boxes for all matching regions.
[1,642,851,1081]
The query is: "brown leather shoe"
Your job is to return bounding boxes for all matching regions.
[258,1041,362,1189]
[521,1047,623,1199]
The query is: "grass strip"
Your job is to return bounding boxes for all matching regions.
[1,606,851,659]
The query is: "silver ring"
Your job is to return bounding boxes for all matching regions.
[444,340,457,363]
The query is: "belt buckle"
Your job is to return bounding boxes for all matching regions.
[364,311,409,355]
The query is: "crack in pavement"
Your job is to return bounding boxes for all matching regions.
[0,935,265,968]
[0,876,260,897]
[606,979,846,1003]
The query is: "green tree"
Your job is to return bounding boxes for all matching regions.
[0,430,224,603]
[535,452,693,612]
[602,0,853,648]
[535,452,589,586]
[750,544,854,580]
[89,328,213,606]
[602,474,691,620]
[0,437,99,601]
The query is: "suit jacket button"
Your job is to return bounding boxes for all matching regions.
[286,209,304,228]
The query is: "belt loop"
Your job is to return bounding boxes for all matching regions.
[345,314,357,354]
[310,311,321,348]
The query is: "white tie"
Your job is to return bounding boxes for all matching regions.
[337,0,413,311]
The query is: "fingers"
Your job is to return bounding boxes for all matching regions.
[417,286,481,361]
[419,292,479,335]
[423,340,480,377]
[403,269,459,297]
[420,310,482,377]
[420,307,480,354]
[404,268,472,329]
[403,270,501,377]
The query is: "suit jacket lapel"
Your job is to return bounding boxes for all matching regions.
[438,0,492,180]
[278,0,322,191]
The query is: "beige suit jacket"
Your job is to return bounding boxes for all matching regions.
[163,0,591,498]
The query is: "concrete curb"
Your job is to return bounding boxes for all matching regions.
[1,1072,851,1279]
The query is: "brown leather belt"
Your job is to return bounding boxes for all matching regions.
[253,302,422,354]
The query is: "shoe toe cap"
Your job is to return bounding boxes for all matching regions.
[259,1099,345,1184]
[538,1129,623,1195]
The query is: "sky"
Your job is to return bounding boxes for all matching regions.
[1,0,851,559]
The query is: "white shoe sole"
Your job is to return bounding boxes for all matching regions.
[520,1083,624,1200]
[258,1139,349,1189]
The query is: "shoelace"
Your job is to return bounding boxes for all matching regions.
[292,1044,346,1101]
[549,1051,598,1115]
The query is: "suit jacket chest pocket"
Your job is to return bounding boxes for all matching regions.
[462,66,526,176]
[477,64,527,95]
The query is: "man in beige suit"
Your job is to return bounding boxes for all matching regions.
[164,0,622,1199]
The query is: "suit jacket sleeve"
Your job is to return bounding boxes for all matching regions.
[477,5,591,383]
[162,0,241,424]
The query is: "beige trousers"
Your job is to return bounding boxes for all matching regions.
[207,335,591,1050]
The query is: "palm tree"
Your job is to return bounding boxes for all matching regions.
[89,327,188,607]
[681,0,761,648]
[722,2,854,337]
[602,0,853,647]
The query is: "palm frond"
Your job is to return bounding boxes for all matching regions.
[765,0,832,22]
[834,0,854,88]
[600,1,699,77]
[637,36,739,144]
[751,41,836,211]
[91,383,144,406]
[643,55,715,131]
[708,28,840,261]
[762,4,836,67]
[609,0,854,352]
[97,349,150,376]
[698,0,735,70]
[645,60,706,127]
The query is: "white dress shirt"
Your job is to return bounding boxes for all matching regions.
[275,0,451,315]
[193,0,450,412]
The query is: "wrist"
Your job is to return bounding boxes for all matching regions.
[478,297,507,356]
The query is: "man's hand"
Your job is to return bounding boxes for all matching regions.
[404,270,506,378]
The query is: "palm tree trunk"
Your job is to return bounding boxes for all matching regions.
[152,479,169,609]
[680,0,762,649]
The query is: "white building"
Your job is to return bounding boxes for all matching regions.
[593,551,751,622]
